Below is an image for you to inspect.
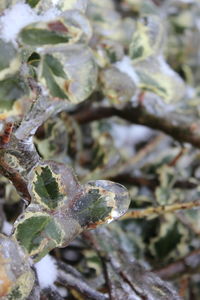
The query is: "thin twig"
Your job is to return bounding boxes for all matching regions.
[121,200,200,220]
[57,270,109,300]
[81,134,164,182]
[154,248,200,279]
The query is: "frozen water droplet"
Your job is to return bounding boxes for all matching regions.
[87,180,130,222]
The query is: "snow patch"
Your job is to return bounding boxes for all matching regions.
[0,2,60,44]
[52,0,60,5]
[35,254,58,289]
[2,221,13,235]
[115,56,140,84]
[111,123,153,155]
[57,287,68,297]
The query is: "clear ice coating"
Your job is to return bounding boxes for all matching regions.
[0,234,35,299]
[86,180,131,222]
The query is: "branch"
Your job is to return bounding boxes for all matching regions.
[110,174,197,190]
[81,134,164,182]
[72,104,200,149]
[154,248,200,280]
[121,200,200,220]
[57,270,109,300]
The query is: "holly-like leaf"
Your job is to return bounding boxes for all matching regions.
[30,164,66,210]
[14,213,63,260]
[71,180,130,228]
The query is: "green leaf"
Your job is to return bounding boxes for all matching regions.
[32,165,65,209]
[0,39,16,71]
[38,45,97,103]
[42,55,67,99]
[71,180,130,228]
[14,213,63,259]
[15,214,51,252]
[131,45,144,60]
[20,28,70,46]
[44,54,67,78]
[0,76,28,110]
[72,187,113,227]
[154,222,182,259]
[25,0,40,7]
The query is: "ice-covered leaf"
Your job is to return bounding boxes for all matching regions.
[30,165,65,209]
[100,66,136,104]
[0,75,29,119]
[13,159,130,260]
[19,10,92,46]
[0,76,28,107]
[35,0,88,13]
[0,39,20,80]
[87,0,124,42]
[0,234,35,299]
[38,44,97,103]
[129,15,165,61]
[71,180,130,228]
[28,161,78,210]
[134,56,186,102]
[20,26,71,46]
[14,212,64,260]
[93,39,124,67]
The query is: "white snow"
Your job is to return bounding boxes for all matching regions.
[35,254,58,289]
[0,2,60,44]
[2,221,13,235]
[52,0,60,5]
[111,123,153,155]
[115,56,140,84]
[57,287,68,297]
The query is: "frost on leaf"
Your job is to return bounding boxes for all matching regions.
[0,234,35,299]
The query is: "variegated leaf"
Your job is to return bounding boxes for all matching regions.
[14,212,64,261]
[19,10,92,46]
[38,45,97,103]
[129,15,165,61]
